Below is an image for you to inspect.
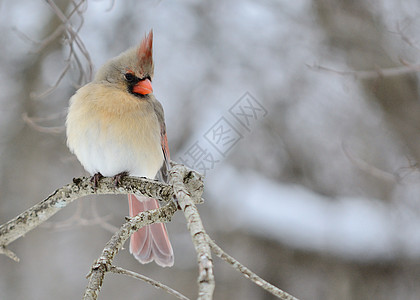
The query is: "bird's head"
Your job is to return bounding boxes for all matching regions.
[94,30,154,97]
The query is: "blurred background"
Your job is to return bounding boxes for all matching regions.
[1,0,420,299]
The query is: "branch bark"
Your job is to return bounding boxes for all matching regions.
[109,266,190,300]
[0,163,300,300]
[0,175,174,257]
[169,163,215,300]
[83,201,178,299]
[83,163,207,299]
[207,236,299,300]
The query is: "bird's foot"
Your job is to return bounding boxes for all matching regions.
[112,171,129,187]
[91,172,103,189]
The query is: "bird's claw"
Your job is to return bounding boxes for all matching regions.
[91,172,103,189]
[113,171,129,187]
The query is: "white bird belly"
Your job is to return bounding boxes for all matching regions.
[70,121,163,178]
[66,83,164,179]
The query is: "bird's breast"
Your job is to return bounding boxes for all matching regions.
[66,83,163,178]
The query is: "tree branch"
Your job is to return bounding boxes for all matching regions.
[83,201,178,300]
[0,175,174,257]
[207,236,299,300]
[169,163,215,300]
[109,265,190,300]
[84,163,206,299]
[307,63,420,79]
[0,245,19,262]
[0,163,300,300]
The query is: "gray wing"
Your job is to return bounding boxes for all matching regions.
[153,98,170,183]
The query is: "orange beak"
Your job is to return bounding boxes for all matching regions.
[132,78,153,95]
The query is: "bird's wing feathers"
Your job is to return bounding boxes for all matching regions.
[153,100,170,182]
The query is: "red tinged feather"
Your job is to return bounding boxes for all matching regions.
[137,30,153,69]
[128,194,174,267]
[161,132,170,162]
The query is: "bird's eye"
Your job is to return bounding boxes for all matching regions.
[124,73,137,82]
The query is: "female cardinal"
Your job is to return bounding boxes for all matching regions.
[66,30,174,267]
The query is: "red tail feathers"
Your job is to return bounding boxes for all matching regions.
[128,194,174,267]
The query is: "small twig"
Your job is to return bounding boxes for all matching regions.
[341,142,397,183]
[41,199,85,230]
[22,110,67,122]
[89,199,120,233]
[0,246,20,262]
[206,236,300,300]
[30,62,71,99]
[44,0,93,89]
[307,63,420,79]
[109,265,190,300]
[41,200,117,233]
[394,22,420,51]
[169,163,214,300]
[22,112,65,134]
[395,156,419,182]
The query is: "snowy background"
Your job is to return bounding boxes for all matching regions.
[2,0,420,299]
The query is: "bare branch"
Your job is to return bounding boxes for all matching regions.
[307,63,420,79]
[83,163,207,299]
[169,163,214,300]
[0,245,19,262]
[207,237,299,300]
[30,62,71,99]
[43,0,93,91]
[341,142,397,183]
[89,200,120,233]
[41,200,117,233]
[393,22,420,51]
[0,163,300,300]
[35,0,84,52]
[22,112,65,134]
[83,201,178,300]
[109,265,190,300]
[0,176,174,252]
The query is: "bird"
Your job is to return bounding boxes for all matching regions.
[66,30,174,267]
